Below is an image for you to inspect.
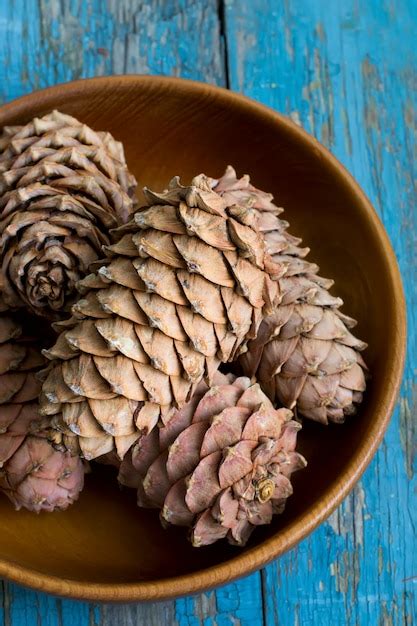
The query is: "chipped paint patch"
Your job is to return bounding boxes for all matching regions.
[379,601,395,626]
[399,385,417,479]
[378,546,384,576]
[290,110,302,126]
[327,482,367,548]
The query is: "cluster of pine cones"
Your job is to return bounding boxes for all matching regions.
[0,111,367,547]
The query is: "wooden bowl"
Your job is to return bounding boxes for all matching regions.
[0,76,406,601]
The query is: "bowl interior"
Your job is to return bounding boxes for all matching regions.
[0,77,404,598]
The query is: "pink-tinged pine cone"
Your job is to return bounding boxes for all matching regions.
[0,402,85,512]
[0,298,84,512]
[0,432,85,512]
[211,167,367,425]
[118,374,306,547]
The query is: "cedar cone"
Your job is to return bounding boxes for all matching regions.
[0,295,84,511]
[0,110,137,319]
[212,167,367,424]
[118,373,306,547]
[40,173,279,460]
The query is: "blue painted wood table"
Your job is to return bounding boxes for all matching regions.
[0,1,416,624]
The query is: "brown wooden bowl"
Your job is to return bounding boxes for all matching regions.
[0,76,406,602]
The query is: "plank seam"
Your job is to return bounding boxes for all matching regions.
[2,581,10,626]
[260,568,268,626]
[217,0,230,88]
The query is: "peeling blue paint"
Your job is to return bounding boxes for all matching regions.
[224,1,417,624]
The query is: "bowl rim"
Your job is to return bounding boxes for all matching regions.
[0,74,406,602]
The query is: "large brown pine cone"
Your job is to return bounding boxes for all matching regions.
[212,167,367,424]
[0,111,137,319]
[118,373,306,547]
[40,173,279,460]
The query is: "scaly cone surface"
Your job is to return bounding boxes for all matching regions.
[212,167,367,424]
[0,296,44,407]
[0,110,137,319]
[0,296,84,511]
[40,174,280,461]
[118,372,306,547]
[0,424,85,513]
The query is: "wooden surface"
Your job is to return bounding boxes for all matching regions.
[0,0,415,624]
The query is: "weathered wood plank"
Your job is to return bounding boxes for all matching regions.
[175,572,264,626]
[224,0,417,624]
[0,1,265,625]
[0,0,226,104]
[100,600,177,626]
[1,581,99,626]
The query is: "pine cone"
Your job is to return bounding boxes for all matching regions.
[0,297,45,405]
[0,298,84,511]
[40,173,280,460]
[118,373,306,547]
[0,421,85,513]
[212,167,367,424]
[0,110,137,319]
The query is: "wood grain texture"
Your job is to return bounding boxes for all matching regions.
[224,0,417,624]
[0,0,226,104]
[0,0,414,624]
